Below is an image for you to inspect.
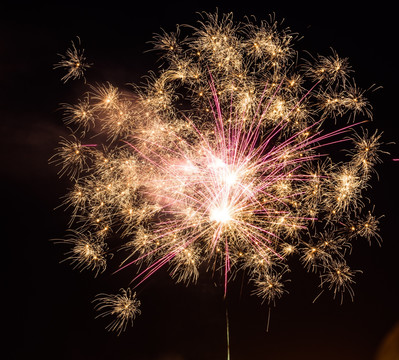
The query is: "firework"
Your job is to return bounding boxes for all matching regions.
[54,229,109,277]
[93,288,141,335]
[52,11,383,333]
[54,37,91,83]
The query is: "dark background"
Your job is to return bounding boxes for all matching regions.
[2,1,398,359]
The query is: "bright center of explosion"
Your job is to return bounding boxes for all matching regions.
[210,206,233,224]
[225,171,238,186]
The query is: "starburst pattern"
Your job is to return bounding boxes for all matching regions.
[93,288,141,335]
[52,11,384,332]
[54,37,91,83]
[54,229,109,277]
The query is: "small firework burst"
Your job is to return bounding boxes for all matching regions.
[54,37,91,83]
[320,260,360,303]
[60,96,95,135]
[252,271,289,305]
[54,230,108,277]
[353,210,382,244]
[93,288,141,335]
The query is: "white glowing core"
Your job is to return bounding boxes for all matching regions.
[210,206,232,223]
[225,171,237,186]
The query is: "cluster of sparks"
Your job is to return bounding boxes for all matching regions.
[53,37,91,83]
[52,12,383,334]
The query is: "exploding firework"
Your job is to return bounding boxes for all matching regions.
[93,288,141,335]
[52,11,383,333]
[54,37,92,83]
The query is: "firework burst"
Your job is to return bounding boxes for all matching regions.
[52,11,383,333]
[93,288,141,335]
[54,37,92,83]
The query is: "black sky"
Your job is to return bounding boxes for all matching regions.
[3,1,399,359]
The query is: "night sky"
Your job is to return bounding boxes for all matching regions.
[3,1,399,359]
